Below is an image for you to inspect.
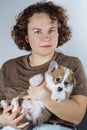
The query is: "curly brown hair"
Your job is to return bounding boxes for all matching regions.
[11,1,72,51]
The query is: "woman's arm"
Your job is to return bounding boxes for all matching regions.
[43,94,87,124]
[27,82,87,125]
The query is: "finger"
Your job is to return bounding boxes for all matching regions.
[13,113,27,124]
[3,105,13,113]
[17,122,29,129]
[11,107,22,119]
[22,96,31,100]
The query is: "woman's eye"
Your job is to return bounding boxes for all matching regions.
[49,29,55,33]
[34,31,41,34]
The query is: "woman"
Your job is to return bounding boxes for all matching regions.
[0,1,87,130]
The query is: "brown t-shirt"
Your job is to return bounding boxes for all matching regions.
[0,51,87,126]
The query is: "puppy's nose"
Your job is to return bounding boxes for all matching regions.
[58,87,63,92]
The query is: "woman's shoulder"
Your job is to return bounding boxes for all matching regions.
[54,50,82,70]
[55,50,80,62]
[1,55,28,69]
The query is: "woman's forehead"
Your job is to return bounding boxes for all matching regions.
[28,12,57,23]
[28,13,58,29]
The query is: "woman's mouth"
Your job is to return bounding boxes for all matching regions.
[40,45,52,48]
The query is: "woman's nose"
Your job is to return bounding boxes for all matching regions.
[41,33,50,41]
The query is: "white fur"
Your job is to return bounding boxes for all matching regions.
[0,100,8,109]
[21,100,44,124]
[11,97,19,112]
[29,74,43,86]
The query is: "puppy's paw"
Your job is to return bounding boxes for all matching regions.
[51,91,60,101]
[29,74,43,86]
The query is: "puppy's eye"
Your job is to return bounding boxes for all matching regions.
[64,81,69,86]
[56,78,61,83]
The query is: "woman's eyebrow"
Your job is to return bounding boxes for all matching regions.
[32,28,41,31]
[32,26,57,30]
[49,26,57,29]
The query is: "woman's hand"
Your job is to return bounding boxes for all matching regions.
[24,81,51,102]
[0,105,29,129]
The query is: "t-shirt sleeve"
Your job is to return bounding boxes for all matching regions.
[0,66,6,101]
[71,58,87,96]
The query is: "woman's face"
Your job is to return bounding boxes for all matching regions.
[27,13,59,56]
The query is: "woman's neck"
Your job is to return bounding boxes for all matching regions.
[29,52,54,66]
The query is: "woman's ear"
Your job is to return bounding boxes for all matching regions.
[25,36,29,43]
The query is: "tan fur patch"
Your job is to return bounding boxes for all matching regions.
[68,70,76,86]
[50,66,65,78]
[68,70,73,83]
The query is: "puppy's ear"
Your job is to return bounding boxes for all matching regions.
[48,60,58,72]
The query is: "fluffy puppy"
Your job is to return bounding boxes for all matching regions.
[0,60,76,129]
[45,61,76,101]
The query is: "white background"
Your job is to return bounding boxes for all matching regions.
[0,0,87,76]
